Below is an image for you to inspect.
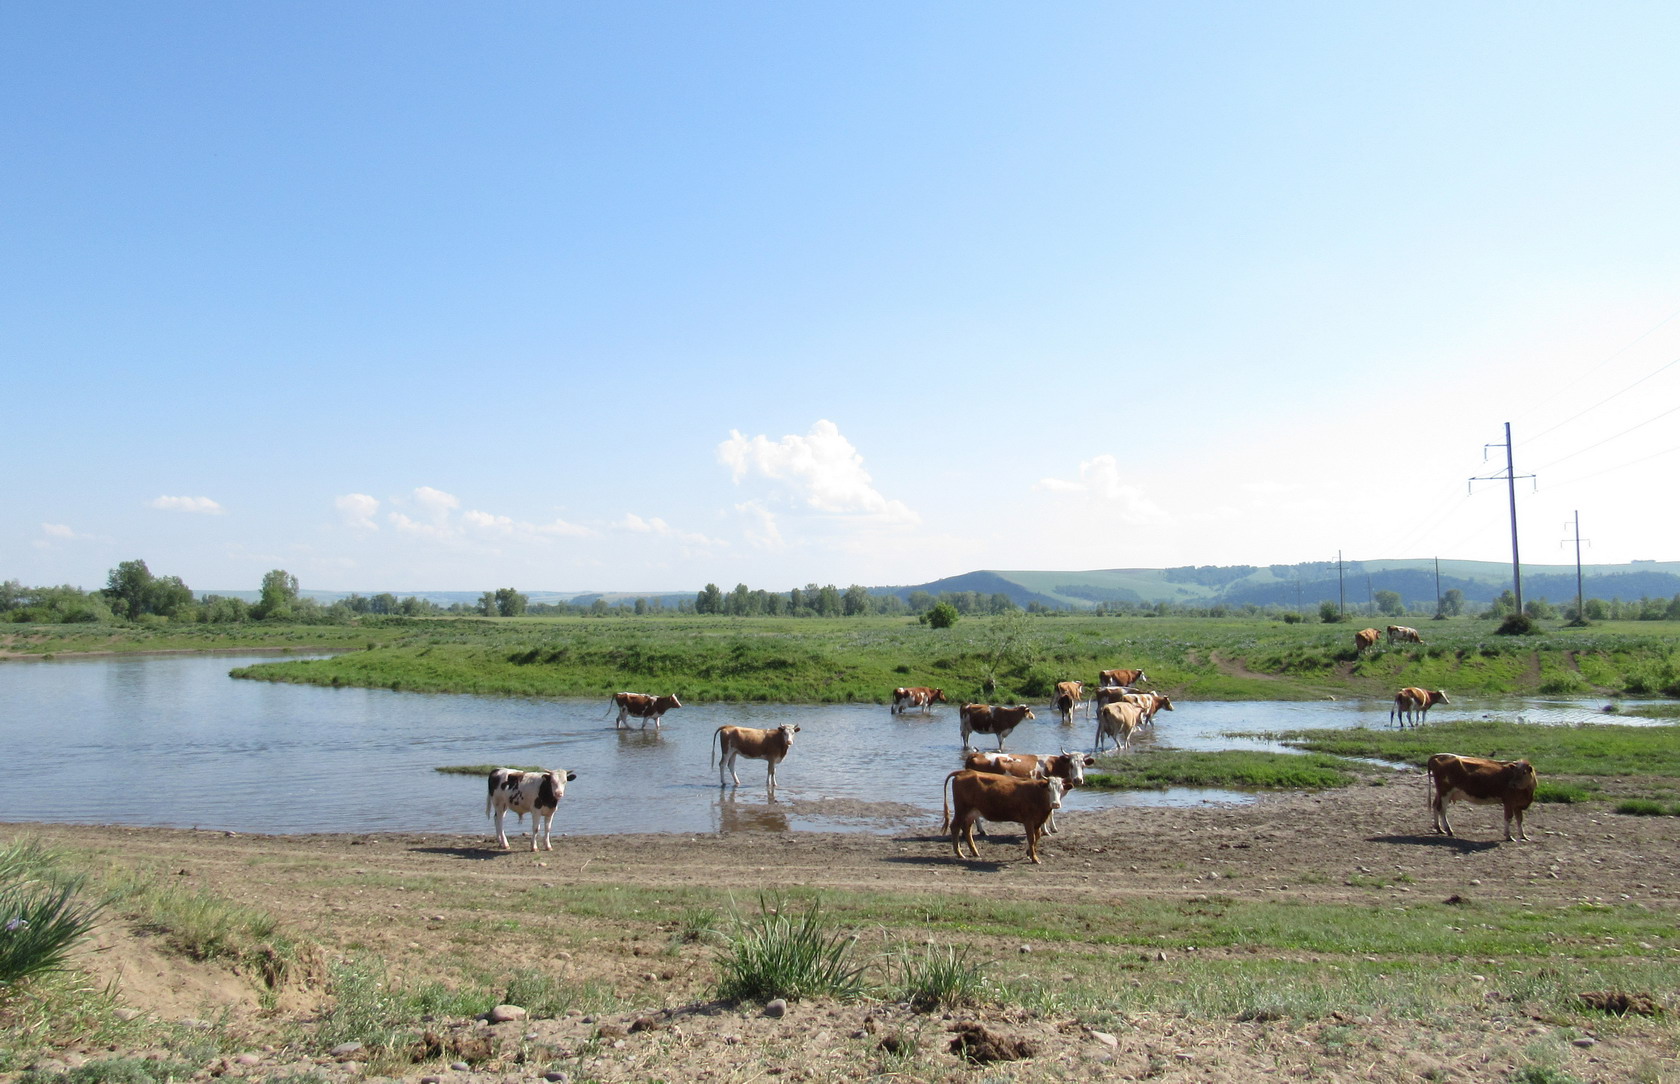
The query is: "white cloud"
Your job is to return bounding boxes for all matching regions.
[1035,455,1170,525]
[616,513,725,546]
[384,486,592,544]
[733,500,785,549]
[717,420,917,523]
[413,486,459,520]
[335,493,380,531]
[41,523,80,539]
[463,509,592,540]
[149,495,223,515]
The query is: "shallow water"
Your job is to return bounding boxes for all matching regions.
[0,655,1660,836]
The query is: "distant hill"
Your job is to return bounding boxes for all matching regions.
[204,558,1679,613]
[881,559,1680,611]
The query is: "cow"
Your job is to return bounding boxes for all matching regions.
[1387,625,1423,645]
[712,724,800,796]
[1122,690,1174,726]
[1098,668,1148,688]
[1391,687,1449,728]
[1052,680,1084,724]
[891,686,947,715]
[1427,753,1536,841]
[942,770,1064,864]
[961,750,1092,834]
[486,768,577,851]
[611,691,682,730]
[959,704,1036,751]
[1355,628,1381,653]
[1095,700,1146,752]
[1093,685,1135,712]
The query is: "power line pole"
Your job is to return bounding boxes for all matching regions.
[1471,422,1534,617]
[1563,511,1590,623]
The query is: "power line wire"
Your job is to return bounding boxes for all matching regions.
[1531,402,1680,473]
[1527,354,1680,445]
[1512,304,1680,429]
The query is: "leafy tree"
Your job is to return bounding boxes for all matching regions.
[1524,598,1557,620]
[103,560,155,621]
[816,584,842,617]
[1487,589,1517,619]
[493,588,528,617]
[926,602,959,629]
[1317,600,1342,624]
[1374,590,1403,617]
[148,576,193,620]
[253,570,299,620]
[198,595,250,623]
[1440,589,1464,617]
[477,591,497,616]
[696,583,724,615]
[842,585,870,616]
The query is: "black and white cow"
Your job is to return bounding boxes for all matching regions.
[486,768,577,851]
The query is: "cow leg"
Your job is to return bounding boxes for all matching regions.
[1045,809,1058,834]
[1025,820,1043,864]
[1436,795,1456,837]
[766,760,777,797]
[534,810,551,851]
[1506,805,1529,842]
[494,810,511,850]
[958,817,982,860]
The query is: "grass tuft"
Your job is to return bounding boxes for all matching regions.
[714,895,863,1003]
[890,942,988,1012]
[0,841,103,993]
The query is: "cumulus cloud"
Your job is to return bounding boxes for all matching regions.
[385,486,592,543]
[335,493,380,531]
[149,495,223,515]
[1035,455,1170,524]
[733,500,785,549]
[716,420,916,523]
[616,513,725,547]
[41,523,80,539]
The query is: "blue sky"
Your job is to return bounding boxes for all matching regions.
[7,2,1679,594]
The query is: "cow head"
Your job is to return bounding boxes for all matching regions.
[1019,706,1036,720]
[1156,696,1175,712]
[932,689,947,703]
[1045,777,1065,808]
[1507,759,1534,782]
[1056,750,1087,787]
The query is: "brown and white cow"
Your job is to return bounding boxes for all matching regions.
[611,691,683,730]
[1122,690,1174,726]
[961,750,1093,833]
[892,686,947,715]
[1355,628,1381,653]
[1098,668,1148,688]
[1390,687,1449,728]
[1053,680,1085,724]
[1387,625,1423,645]
[1093,685,1135,712]
[942,770,1064,864]
[1095,700,1146,752]
[959,704,1036,751]
[712,724,800,796]
[1427,753,1536,841]
[486,767,577,851]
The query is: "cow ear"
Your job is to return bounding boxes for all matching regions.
[794,725,802,732]
[567,771,579,781]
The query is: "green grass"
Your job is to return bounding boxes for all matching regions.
[1083,749,1364,790]
[888,942,988,1012]
[1259,719,1680,777]
[0,841,103,994]
[713,895,865,1003]
[15,612,1680,704]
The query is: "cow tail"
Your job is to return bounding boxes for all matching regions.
[940,771,954,834]
[709,727,719,770]
[485,772,497,819]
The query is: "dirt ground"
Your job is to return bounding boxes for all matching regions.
[7,777,1680,1083]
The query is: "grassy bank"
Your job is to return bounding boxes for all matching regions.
[9,613,1680,704]
[216,614,1680,704]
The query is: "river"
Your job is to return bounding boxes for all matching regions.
[0,653,1656,837]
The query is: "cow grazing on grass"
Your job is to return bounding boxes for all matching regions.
[961,750,1092,834]
[1355,628,1381,653]
[611,691,683,730]
[891,686,947,715]
[1122,690,1174,726]
[1427,753,1536,841]
[959,704,1036,751]
[1391,687,1449,728]
[1095,700,1146,752]
[1387,625,1423,645]
[712,724,800,796]
[1053,680,1085,724]
[942,770,1064,864]
[486,768,577,851]
[1099,668,1148,688]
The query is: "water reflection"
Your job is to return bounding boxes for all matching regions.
[716,797,789,833]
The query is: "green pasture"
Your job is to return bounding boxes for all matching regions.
[8,612,1680,705]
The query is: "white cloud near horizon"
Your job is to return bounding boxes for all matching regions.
[384,487,592,544]
[1035,455,1170,525]
[717,420,917,524]
[148,495,223,515]
[616,513,726,547]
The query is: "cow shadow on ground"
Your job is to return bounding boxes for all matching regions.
[409,844,519,861]
[1367,833,1502,854]
[882,853,1011,873]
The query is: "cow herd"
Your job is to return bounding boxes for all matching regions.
[483,667,1539,861]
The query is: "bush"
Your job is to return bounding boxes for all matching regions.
[714,895,863,1002]
[1496,613,1536,636]
[926,603,959,629]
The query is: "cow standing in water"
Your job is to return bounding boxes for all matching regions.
[712,724,800,796]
